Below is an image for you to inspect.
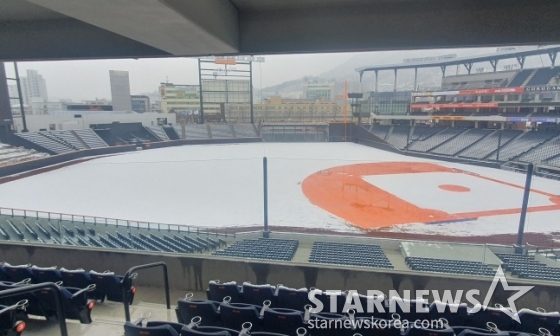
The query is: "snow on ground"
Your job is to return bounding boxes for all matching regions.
[0,142,558,236]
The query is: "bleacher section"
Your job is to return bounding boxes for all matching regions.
[15,129,109,154]
[405,257,495,276]
[73,129,109,148]
[525,67,560,86]
[0,142,48,167]
[212,238,298,261]
[0,214,227,255]
[496,253,560,281]
[309,242,393,269]
[16,132,75,154]
[232,124,259,138]
[490,131,556,162]
[408,127,463,152]
[431,128,492,156]
[459,130,520,160]
[369,125,391,140]
[384,125,409,149]
[518,138,560,163]
[507,69,534,87]
[210,125,234,138]
[146,126,170,141]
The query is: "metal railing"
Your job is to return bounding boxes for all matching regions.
[122,262,170,322]
[0,282,68,336]
[0,206,234,238]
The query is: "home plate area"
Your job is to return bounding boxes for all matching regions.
[302,162,560,230]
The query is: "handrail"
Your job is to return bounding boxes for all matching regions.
[0,282,68,336]
[0,206,234,238]
[122,262,170,322]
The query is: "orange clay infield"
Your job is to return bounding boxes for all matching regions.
[301,162,560,230]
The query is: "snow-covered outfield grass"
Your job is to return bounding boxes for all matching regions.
[0,142,558,237]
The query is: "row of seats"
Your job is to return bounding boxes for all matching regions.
[405,257,496,277]
[0,301,26,336]
[212,238,298,261]
[459,130,521,160]
[0,216,227,255]
[0,262,136,304]
[145,286,559,336]
[308,242,393,269]
[15,129,108,154]
[495,253,560,281]
[146,126,171,141]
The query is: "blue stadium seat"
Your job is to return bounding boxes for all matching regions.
[31,265,62,283]
[0,300,27,336]
[60,268,104,301]
[34,284,96,323]
[219,302,262,331]
[0,281,46,318]
[2,264,33,283]
[513,308,560,334]
[243,283,275,306]
[90,270,136,304]
[207,281,243,303]
[429,301,470,326]
[176,294,221,326]
[262,307,306,334]
[124,318,185,336]
[277,286,310,311]
[468,305,515,330]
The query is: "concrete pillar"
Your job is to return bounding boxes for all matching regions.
[375,71,378,92]
[501,122,505,130]
[451,120,455,127]
[393,69,398,92]
[0,63,13,139]
[475,121,479,128]
[413,68,418,91]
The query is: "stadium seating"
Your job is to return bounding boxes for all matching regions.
[43,131,84,150]
[409,128,465,152]
[0,300,27,336]
[459,130,520,160]
[15,132,75,154]
[384,125,411,149]
[517,138,560,163]
[212,238,298,261]
[405,257,495,277]
[431,129,492,156]
[495,253,560,281]
[0,214,227,256]
[369,125,391,140]
[508,69,534,87]
[147,125,171,141]
[171,279,560,336]
[525,67,560,86]
[491,131,557,162]
[0,141,48,167]
[73,129,110,148]
[308,242,393,269]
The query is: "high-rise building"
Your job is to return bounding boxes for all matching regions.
[304,81,335,100]
[131,95,150,113]
[109,70,132,111]
[21,69,48,106]
[159,83,200,114]
[7,85,18,107]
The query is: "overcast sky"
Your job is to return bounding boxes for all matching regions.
[3,52,357,102]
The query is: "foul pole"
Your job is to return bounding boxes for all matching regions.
[343,81,348,141]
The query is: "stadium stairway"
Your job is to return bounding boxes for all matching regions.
[483,131,526,161]
[163,125,180,140]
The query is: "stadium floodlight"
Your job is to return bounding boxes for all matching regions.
[348,92,364,123]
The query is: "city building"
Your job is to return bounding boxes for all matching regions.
[131,95,150,113]
[21,69,48,108]
[303,81,335,100]
[226,96,344,123]
[109,70,132,111]
[159,83,200,114]
[7,85,18,107]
